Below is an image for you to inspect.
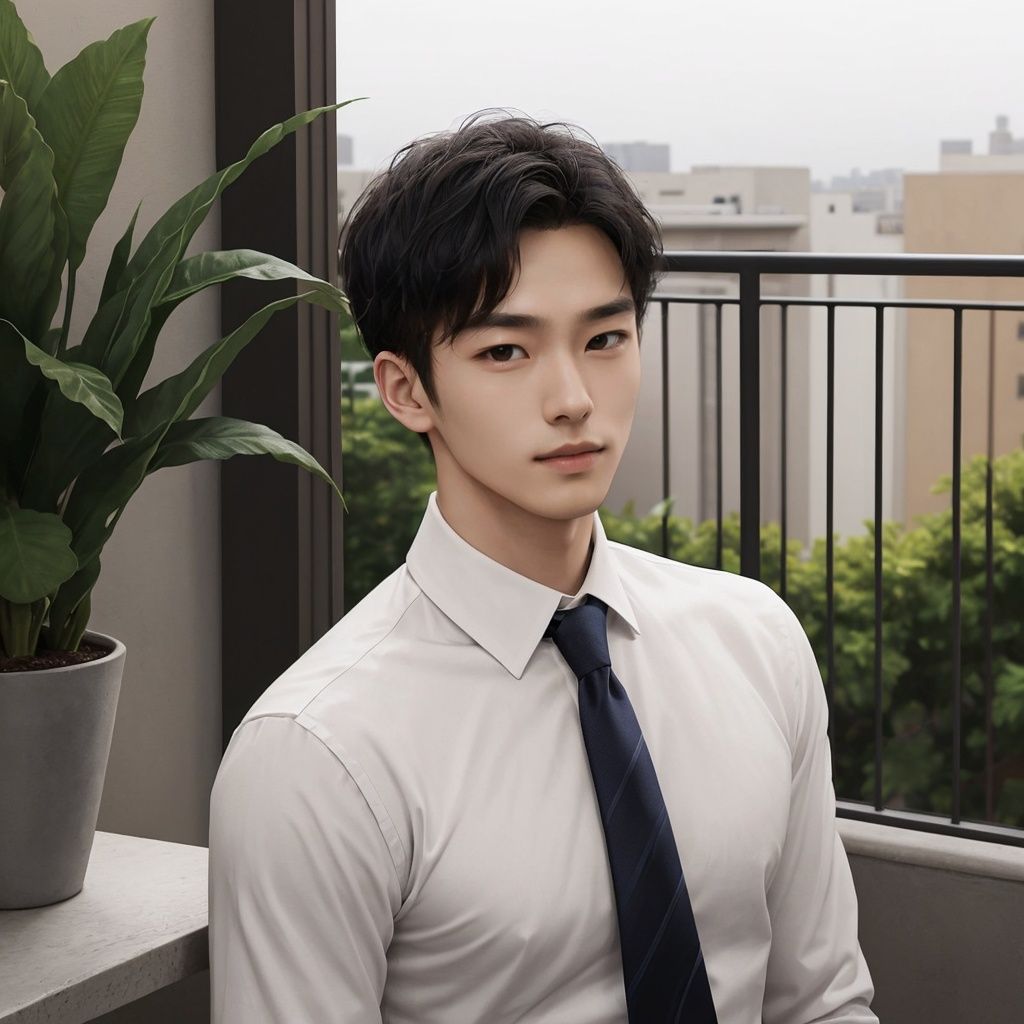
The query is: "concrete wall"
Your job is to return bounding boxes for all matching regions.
[28,1,220,1018]
[841,820,1024,1024]
[31,0,221,848]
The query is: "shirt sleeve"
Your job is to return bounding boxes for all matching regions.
[209,714,402,1023]
[761,595,880,1024]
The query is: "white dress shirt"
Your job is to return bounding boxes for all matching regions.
[209,490,878,1023]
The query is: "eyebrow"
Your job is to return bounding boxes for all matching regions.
[472,295,636,331]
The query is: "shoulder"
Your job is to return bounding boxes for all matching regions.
[236,562,427,726]
[220,564,443,890]
[610,540,793,640]
[210,713,406,904]
[610,543,807,730]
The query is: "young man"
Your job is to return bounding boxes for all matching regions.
[208,110,879,1023]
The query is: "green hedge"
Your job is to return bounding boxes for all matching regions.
[342,390,1024,829]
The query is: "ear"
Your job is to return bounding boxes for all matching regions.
[373,351,436,434]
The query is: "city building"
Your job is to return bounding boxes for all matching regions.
[337,132,354,166]
[601,140,670,172]
[808,191,906,541]
[590,166,824,549]
[939,114,1024,172]
[901,169,1024,524]
[813,167,903,214]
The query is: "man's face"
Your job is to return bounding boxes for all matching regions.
[378,222,642,524]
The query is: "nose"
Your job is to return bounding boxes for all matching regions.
[543,350,594,421]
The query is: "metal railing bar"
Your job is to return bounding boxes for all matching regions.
[661,250,1024,276]
[653,295,1024,313]
[985,309,996,823]
[642,252,1022,845]
[738,272,761,580]
[780,303,788,603]
[951,308,964,825]
[826,304,836,749]
[874,306,885,813]
[837,800,1024,847]
[715,302,723,571]
[654,296,741,306]
[660,300,670,558]
[697,303,707,536]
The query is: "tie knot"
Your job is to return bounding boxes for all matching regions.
[543,594,611,678]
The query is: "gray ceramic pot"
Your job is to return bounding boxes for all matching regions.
[0,628,126,909]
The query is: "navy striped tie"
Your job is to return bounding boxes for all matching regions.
[544,594,718,1023]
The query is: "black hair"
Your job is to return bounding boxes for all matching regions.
[337,107,665,459]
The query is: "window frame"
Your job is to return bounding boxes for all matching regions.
[214,0,343,749]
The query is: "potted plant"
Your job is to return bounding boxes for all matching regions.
[0,2,356,908]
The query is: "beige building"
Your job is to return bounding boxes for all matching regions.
[902,172,1024,525]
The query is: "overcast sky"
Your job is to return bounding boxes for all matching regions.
[336,0,1023,183]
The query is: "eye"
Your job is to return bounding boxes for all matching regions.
[477,331,630,364]
[590,330,630,351]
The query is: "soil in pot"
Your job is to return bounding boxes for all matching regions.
[0,640,114,673]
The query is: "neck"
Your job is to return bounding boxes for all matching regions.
[434,483,595,597]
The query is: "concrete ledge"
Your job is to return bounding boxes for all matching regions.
[837,816,1024,884]
[842,819,1024,1023]
[0,831,208,1024]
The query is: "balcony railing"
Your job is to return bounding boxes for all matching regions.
[651,251,1024,850]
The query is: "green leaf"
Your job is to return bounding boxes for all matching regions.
[117,97,367,294]
[45,553,102,651]
[648,496,676,519]
[0,315,38,456]
[60,422,167,569]
[33,17,152,271]
[96,97,364,436]
[107,301,172,421]
[117,250,349,434]
[1,316,123,438]
[81,225,182,385]
[159,248,349,310]
[0,323,58,500]
[0,79,64,338]
[149,416,347,511]
[0,504,78,604]
[99,198,141,308]
[125,288,345,439]
[19,95,364,512]
[121,247,348,423]
[0,0,50,113]
[60,286,349,568]
[19,228,182,512]
[34,195,69,344]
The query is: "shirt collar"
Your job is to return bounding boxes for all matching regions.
[405,491,641,679]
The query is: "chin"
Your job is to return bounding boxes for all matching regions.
[531,487,607,519]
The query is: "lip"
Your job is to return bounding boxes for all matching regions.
[536,448,603,473]
[536,443,603,460]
